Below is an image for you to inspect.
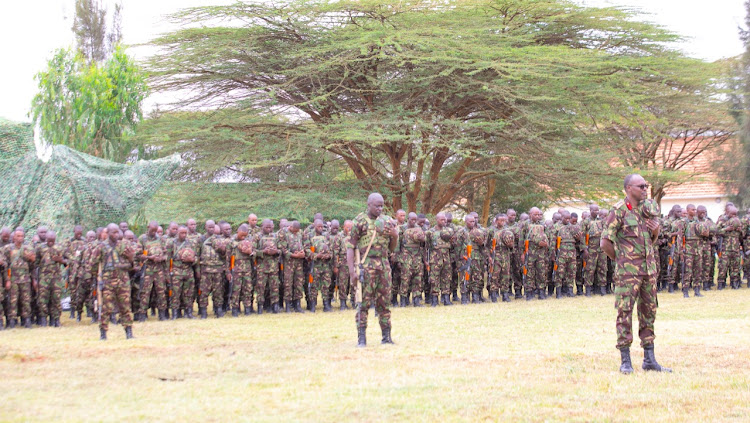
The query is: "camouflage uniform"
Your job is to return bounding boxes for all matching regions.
[717,217,743,289]
[306,233,334,308]
[332,231,351,303]
[254,232,281,310]
[602,199,659,350]
[677,216,704,293]
[507,221,524,297]
[86,239,136,332]
[699,217,715,290]
[1,243,35,322]
[657,217,674,290]
[198,234,225,314]
[279,230,306,303]
[552,223,580,295]
[34,243,66,322]
[400,226,425,303]
[226,238,255,313]
[63,237,86,315]
[167,237,200,314]
[76,241,97,317]
[584,218,607,292]
[427,226,453,298]
[456,226,488,300]
[523,221,549,298]
[669,218,686,289]
[137,234,168,316]
[349,212,395,332]
[742,216,750,287]
[489,228,514,295]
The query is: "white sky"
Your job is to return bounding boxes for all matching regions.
[0,0,746,123]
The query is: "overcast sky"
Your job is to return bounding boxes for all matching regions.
[0,0,746,122]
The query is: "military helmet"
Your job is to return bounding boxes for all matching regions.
[238,239,254,255]
[641,199,661,219]
[439,228,453,242]
[179,247,196,263]
[23,249,36,263]
[501,230,514,248]
[470,228,484,244]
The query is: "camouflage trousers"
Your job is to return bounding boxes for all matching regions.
[614,273,657,350]
[681,246,702,290]
[198,270,224,310]
[554,249,577,290]
[511,252,523,294]
[400,251,423,297]
[283,258,305,302]
[717,252,742,286]
[8,277,32,319]
[355,265,392,331]
[311,262,332,302]
[525,248,547,292]
[171,271,195,311]
[140,270,167,312]
[658,245,671,284]
[700,244,713,286]
[336,263,351,301]
[256,271,279,307]
[229,272,253,310]
[37,274,63,319]
[75,277,94,314]
[585,248,607,288]
[460,258,484,296]
[100,275,134,331]
[744,253,750,284]
[489,255,511,293]
[428,249,451,296]
[391,261,401,299]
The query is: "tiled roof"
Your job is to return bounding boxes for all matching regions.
[660,139,733,199]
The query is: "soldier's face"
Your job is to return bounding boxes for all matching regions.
[86,233,96,242]
[687,207,696,218]
[367,198,384,218]
[222,225,232,237]
[408,216,417,227]
[698,209,706,219]
[599,210,607,219]
[507,211,516,223]
[570,216,578,225]
[188,221,197,233]
[248,216,258,227]
[157,227,164,236]
[0,232,9,243]
[396,211,406,223]
[206,223,215,233]
[13,232,24,245]
[237,231,247,241]
[436,215,446,227]
[119,223,128,232]
[178,229,188,241]
[169,225,178,237]
[46,237,56,247]
[344,223,353,234]
[466,217,475,229]
[262,222,273,234]
[330,225,339,235]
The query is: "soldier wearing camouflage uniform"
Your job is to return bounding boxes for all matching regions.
[426,213,454,306]
[552,211,582,298]
[676,204,705,298]
[399,213,426,307]
[198,225,225,318]
[506,209,524,299]
[306,219,334,312]
[2,229,36,328]
[601,174,670,375]
[456,214,488,304]
[488,214,514,302]
[86,223,135,340]
[717,206,744,290]
[333,220,354,310]
[280,221,306,313]
[347,193,398,347]
[63,226,86,319]
[136,221,168,322]
[75,231,98,321]
[167,226,200,319]
[226,224,256,316]
[583,209,608,296]
[34,231,67,327]
[390,209,407,307]
[697,206,715,291]
[523,208,550,300]
[254,219,281,314]
[742,210,750,288]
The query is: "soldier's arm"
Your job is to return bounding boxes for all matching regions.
[600,210,619,260]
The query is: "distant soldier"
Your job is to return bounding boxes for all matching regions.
[167,226,200,319]
[584,209,608,296]
[601,174,670,374]
[742,209,750,288]
[254,219,281,314]
[333,220,354,310]
[400,213,426,307]
[307,219,334,312]
[488,214,515,302]
[86,224,135,340]
[506,209,524,299]
[63,226,86,319]
[426,213,453,306]
[522,208,550,300]
[2,229,36,328]
[456,214,488,304]
[676,204,705,298]
[34,231,67,327]
[347,193,398,347]
[198,225,225,318]
[390,209,407,307]
[552,211,582,298]
[280,221,306,313]
[226,224,256,316]
[696,206,714,291]
[717,206,743,289]
[75,231,98,321]
[445,212,460,302]
[136,221,168,321]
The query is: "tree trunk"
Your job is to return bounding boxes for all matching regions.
[481,178,496,226]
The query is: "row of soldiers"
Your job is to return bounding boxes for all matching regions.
[2,202,749,336]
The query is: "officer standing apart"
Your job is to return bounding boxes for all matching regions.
[347,193,399,347]
[601,174,671,374]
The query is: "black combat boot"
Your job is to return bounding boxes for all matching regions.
[176,309,183,319]
[567,286,575,298]
[357,327,366,348]
[667,283,674,293]
[642,345,672,372]
[111,313,118,324]
[428,295,435,307]
[682,288,689,298]
[164,309,170,319]
[525,291,533,301]
[310,298,316,313]
[257,302,264,315]
[151,307,156,316]
[444,294,453,306]
[515,288,523,300]
[24,317,32,328]
[199,307,207,319]
[461,293,470,305]
[381,327,394,344]
[53,318,61,327]
[490,292,497,303]
[718,281,725,290]
[340,299,349,311]
[413,296,423,307]
[704,281,711,291]
[185,308,194,319]
[601,285,607,296]
[216,306,225,318]
[502,292,510,302]
[391,293,398,307]
[584,286,592,297]
[171,309,178,320]
[100,328,107,340]
[540,288,548,300]
[232,307,239,317]
[694,287,703,297]
[87,309,93,318]
[576,285,583,296]
[323,300,332,313]
[40,316,48,327]
[400,296,408,307]
[471,292,479,304]
[294,300,305,313]
[619,347,633,374]
[158,310,166,321]
[284,301,291,313]
[555,287,562,299]
[9,318,17,329]
[452,290,459,302]
[70,310,75,319]
[76,311,81,322]
[125,326,134,339]
[477,291,485,302]
[271,302,280,314]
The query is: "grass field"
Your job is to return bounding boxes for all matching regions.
[2,288,749,422]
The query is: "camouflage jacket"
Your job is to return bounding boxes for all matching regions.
[200,235,224,271]
[137,234,167,275]
[279,230,305,261]
[456,226,488,262]
[254,232,280,273]
[64,237,87,275]
[166,237,201,276]
[602,198,658,277]
[585,218,605,252]
[87,240,136,282]
[34,243,67,278]
[227,238,255,274]
[331,231,350,268]
[401,225,426,261]
[717,216,743,253]
[347,212,396,272]
[1,243,35,281]
[524,222,549,252]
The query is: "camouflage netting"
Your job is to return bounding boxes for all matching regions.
[0,118,179,238]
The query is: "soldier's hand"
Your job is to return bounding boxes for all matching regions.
[646,218,659,232]
[539,240,549,248]
[333,267,339,275]
[390,226,399,239]
[4,281,9,290]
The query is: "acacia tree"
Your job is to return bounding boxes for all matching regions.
[145,0,700,213]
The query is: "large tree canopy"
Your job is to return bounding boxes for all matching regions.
[143,0,711,214]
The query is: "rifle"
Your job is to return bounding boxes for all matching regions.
[717,236,724,259]
[667,236,676,277]
[308,246,316,297]
[227,255,236,303]
[138,250,148,294]
[425,236,431,273]
[489,238,497,275]
[458,244,473,292]
[522,240,529,286]
[168,258,174,303]
[583,234,589,269]
[551,236,561,282]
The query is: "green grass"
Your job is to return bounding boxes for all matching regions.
[2,288,749,422]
